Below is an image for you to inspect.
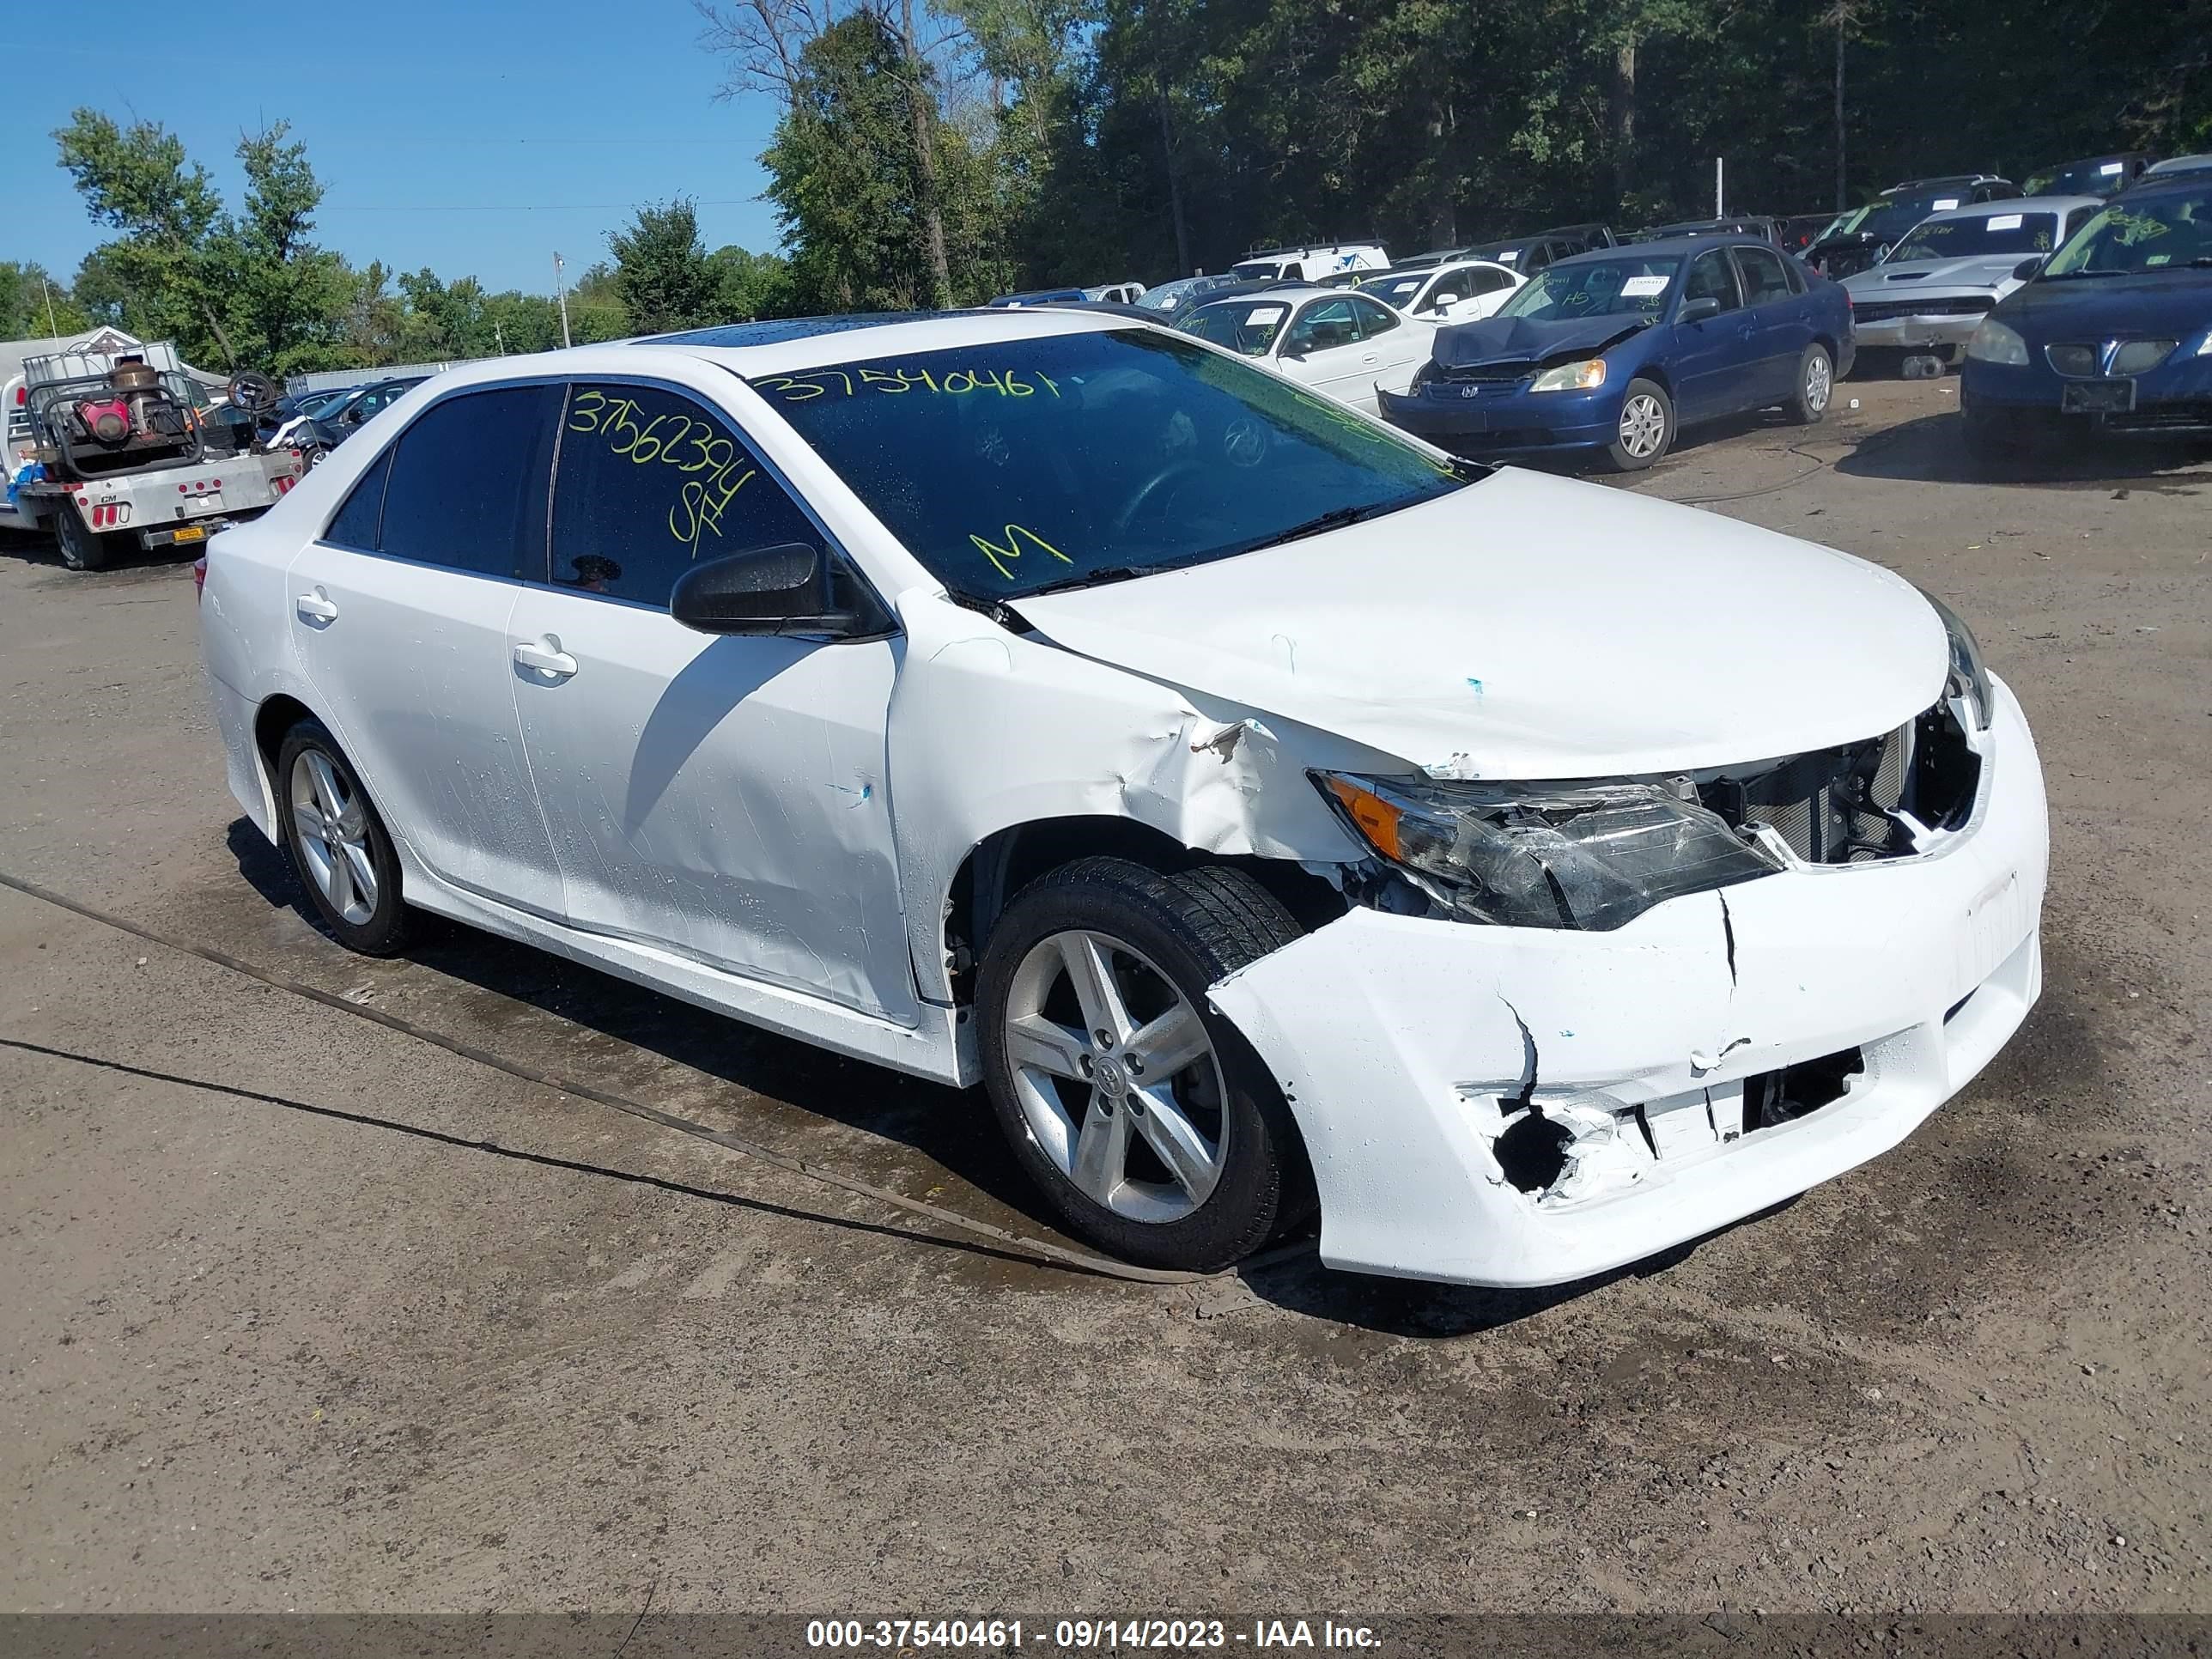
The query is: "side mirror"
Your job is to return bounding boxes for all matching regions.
[1678,296,1722,325]
[1279,339,1310,361]
[670,543,892,638]
[2012,256,2045,283]
[1432,292,1462,307]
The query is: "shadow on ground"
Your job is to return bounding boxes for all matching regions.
[1833,411,2212,489]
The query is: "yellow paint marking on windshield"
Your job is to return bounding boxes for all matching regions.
[757,367,1060,403]
[970,522,1073,581]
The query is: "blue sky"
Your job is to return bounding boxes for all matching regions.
[5,0,785,302]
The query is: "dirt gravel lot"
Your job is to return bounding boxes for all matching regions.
[2,376,2208,1620]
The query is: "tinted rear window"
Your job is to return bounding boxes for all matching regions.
[376,385,560,578]
[324,447,392,550]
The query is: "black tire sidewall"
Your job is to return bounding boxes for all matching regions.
[975,859,1305,1273]
[1793,345,1833,423]
[54,511,110,572]
[1607,378,1673,471]
[273,720,412,955]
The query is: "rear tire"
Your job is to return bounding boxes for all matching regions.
[1606,379,1674,471]
[53,509,120,573]
[274,720,416,956]
[1789,345,1835,424]
[976,857,1312,1273]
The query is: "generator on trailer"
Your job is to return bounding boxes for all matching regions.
[3,342,306,572]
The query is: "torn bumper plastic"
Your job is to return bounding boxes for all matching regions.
[1207,678,2048,1288]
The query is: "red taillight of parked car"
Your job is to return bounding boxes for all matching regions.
[193,556,208,601]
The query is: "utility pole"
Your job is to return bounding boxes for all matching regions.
[40,275,60,339]
[495,320,507,356]
[554,252,573,349]
[1716,156,1725,218]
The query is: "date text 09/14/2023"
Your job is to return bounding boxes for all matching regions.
[805,1619,1382,1650]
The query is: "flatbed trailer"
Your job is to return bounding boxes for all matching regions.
[3,343,305,571]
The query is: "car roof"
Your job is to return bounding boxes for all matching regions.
[1552,234,1771,263]
[2144,155,2212,176]
[2112,172,2212,204]
[1192,284,1339,305]
[635,307,1149,375]
[1911,195,2103,222]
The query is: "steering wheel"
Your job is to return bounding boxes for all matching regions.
[1111,459,1213,533]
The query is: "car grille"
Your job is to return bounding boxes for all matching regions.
[1695,699,1979,865]
[1852,296,1992,323]
[1434,362,1534,385]
[2046,340,2181,376]
[2112,340,2179,374]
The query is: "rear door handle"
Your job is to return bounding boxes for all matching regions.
[513,636,578,678]
[295,590,337,624]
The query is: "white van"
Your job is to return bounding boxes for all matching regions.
[1229,243,1389,283]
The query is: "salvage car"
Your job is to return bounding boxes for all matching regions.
[1842,197,2103,368]
[1229,243,1389,283]
[1176,286,1434,410]
[1805,177,2021,279]
[198,311,2046,1288]
[2021,153,2156,198]
[1133,274,1240,314]
[1378,235,1852,469]
[1960,173,2212,457]
[1357,258,1525,324]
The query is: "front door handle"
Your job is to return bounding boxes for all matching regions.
[295,589,338,624]
[513,636,579,678]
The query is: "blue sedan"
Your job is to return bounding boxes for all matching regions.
[1378,235,1855,471]
[1959,174,2212,458]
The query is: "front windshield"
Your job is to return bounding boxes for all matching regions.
[1231,260,1285,282]
[2024,161,2132,198]
[2042,186,2212,276]
[1887,210,2061,264]
[1177,297,1294,356]
[1362,272,1429,309]
[1494,256,1680,321]
[751,329,1472,602]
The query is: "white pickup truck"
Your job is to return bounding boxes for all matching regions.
[3,343,304,572]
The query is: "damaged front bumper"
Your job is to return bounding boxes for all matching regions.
[1206,678,2048,1288]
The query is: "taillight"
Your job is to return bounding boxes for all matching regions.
[193,556,208,601]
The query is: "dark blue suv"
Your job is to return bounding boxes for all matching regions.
[1959,175,2212,458]
[1378,236,1854,471]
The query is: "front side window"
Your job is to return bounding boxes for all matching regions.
[1683,250,1743,313]
[1887,212,2063,263]
[1496,257,1681,322]
[375,385,560,577]
[2043,186,2212,275]
[550,382,817,605]
[751,329,1472,602]
[1735,246,1794,306]
[1284,300,1360,355]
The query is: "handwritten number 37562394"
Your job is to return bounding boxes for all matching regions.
[568,390,757,556]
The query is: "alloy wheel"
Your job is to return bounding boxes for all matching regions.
[289,750,378,926]
[1805,353,1832,413]
[1001,929,1229,1223]
[1618,393,1668,459]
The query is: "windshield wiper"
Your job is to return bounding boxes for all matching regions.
[1021,562,1186,597]
[1235,503,1389,554]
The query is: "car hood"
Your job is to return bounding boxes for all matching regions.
[1012,466,1948,781]
[1845,254,2025,295]
[1995,270,2212,341]
[1431,312,1656,368]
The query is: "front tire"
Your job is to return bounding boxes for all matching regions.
[1607,379,1674,471]
[1790,344,1835,424]
[274,720,416,955]
[976,858,1311,1273]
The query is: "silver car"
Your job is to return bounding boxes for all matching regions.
[1842,197,2103,362]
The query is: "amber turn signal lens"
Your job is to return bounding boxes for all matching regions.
[1324,775,1404,861]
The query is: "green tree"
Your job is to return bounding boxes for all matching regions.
[0,262,94,339]
[708,245,798,320]
[608,200,720,333]
[52,109,228,356]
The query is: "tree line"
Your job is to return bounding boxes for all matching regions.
[10,0,2208,370]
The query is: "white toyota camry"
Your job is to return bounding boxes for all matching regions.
[198,309,2048,1287]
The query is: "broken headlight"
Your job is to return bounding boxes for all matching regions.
[1317,772,1783,931]
[1919,589,1993,731]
